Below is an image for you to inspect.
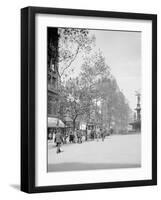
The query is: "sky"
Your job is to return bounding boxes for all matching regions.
[91,30,141,110]
[61,29,141,111]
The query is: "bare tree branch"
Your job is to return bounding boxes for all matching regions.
[60,46,80,77]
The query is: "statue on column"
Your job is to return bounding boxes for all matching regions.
[135,91,141,121]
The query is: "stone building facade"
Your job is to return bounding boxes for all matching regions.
[47,27,59,118]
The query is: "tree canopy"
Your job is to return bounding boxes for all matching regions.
[50,28,132,132]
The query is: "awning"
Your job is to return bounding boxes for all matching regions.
[48,117,65,128]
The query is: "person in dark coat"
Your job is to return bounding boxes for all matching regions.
[101,129,105,141]
[55,129,63,153]
[69,130,74,143]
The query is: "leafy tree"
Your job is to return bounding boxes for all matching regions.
[80,52,132,132]
[79,51,110,123]
[64,78,92,129]
[98,77,132,132]
[48,28,132,133]
[80,50,110,88]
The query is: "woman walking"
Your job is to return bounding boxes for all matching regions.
[55,128,63,153]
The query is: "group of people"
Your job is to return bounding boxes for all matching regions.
[87,128,107,142]
[51,127,112,154]
[69,129,82,144]
[53,128,83,154]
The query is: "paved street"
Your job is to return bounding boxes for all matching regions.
[48,134,141,172]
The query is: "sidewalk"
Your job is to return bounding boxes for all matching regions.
[48,134,141,172]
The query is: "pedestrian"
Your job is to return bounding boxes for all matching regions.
[55,128,63,153]
[69,130,73,143]
[85,127,88,141]
[91,129,94,140]
[77,129,82,143]
[87,128,91,141]
[101,129,105,141]
[64,133,68,144]
[73,129,77,143]
[93,129,96,140]
[48,129,53,142]
[110,128,113,135]
[96,128,100,142]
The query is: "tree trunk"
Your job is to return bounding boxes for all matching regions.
[73,119,76,131]
[73,115,78,131]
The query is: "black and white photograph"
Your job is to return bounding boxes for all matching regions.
[20,6,157,193]
[47,27,142,172]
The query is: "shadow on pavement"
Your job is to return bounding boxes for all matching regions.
[48,162,141,172]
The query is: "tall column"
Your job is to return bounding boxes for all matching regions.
[135,93,141,121]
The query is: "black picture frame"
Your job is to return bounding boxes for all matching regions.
[21,6,157,193]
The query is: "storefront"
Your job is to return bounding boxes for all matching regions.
[48,117,65,140]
